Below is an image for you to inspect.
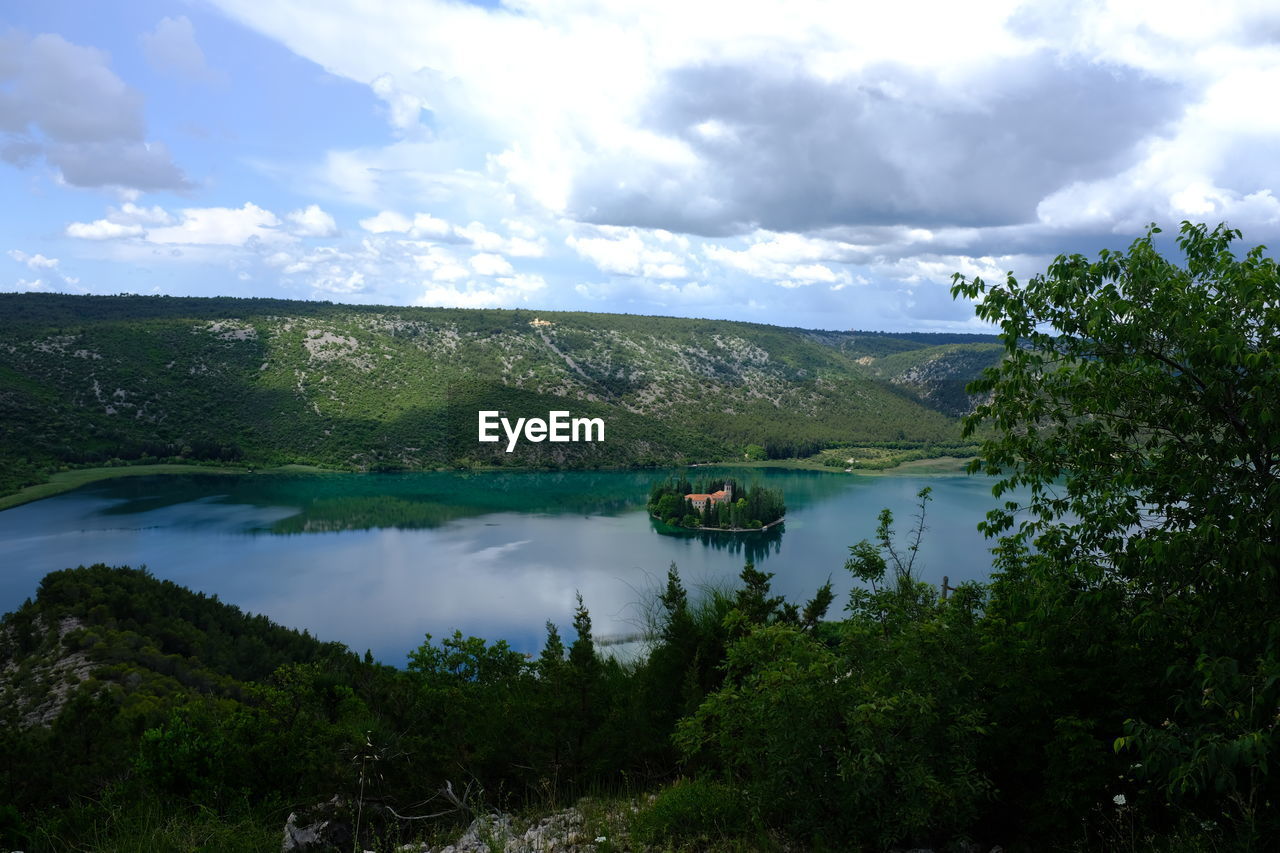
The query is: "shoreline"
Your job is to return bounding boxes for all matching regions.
[0,463,332,512]
[703,455,975,476]
[649,514,786,533]
[0,455,976,513]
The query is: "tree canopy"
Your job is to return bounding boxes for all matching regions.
[952,221,1280,839]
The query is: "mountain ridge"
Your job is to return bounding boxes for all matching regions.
[0,293,1001,496]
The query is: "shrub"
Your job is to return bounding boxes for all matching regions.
[630,778,755,846]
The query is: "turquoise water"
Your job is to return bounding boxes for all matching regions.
[0,468,1014,663]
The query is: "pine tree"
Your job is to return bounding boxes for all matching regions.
[568,593,602,772]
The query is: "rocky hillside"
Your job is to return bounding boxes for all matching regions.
[856,342,1004,417]
[0,294,998,494]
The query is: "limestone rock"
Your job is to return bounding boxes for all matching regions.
[281,796,354,852]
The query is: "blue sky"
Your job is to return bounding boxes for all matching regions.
[4,1,1280,331]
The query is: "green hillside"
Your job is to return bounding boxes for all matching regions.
[0,294,995,496]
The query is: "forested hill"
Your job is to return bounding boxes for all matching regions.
[0,293,1000,493]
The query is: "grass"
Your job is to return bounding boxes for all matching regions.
[22,796,282,853]
[855,455,973,475]
[716,452,975,476]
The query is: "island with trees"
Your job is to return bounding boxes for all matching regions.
[647,474,785,530]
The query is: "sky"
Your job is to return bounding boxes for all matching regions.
[2,0,1279,332]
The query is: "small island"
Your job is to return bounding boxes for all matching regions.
[647,475,785,531]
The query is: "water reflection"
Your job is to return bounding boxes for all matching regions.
[0,468,1015,664]
[649,519,784,564]
[82,467,853,535]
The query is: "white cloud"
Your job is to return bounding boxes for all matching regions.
[147,203,284,245]
[469,252,514,276]
[288,140,500,212]
[263,243,382,296]
[566,226,690,278]
[705,231,856,287]
[113,202,172,225]
[872,253,1032,288]
[287,204,339,237]
[416,272,547,308]
[360,211,413,233]
[66,200,294,247]
[644,262,689,279]
[313,269,366,293]
[410,213,452,239]
[66,219,147,240]
[9,249,60,269]
[777,263,847,288]
[8,249,79,290]
[28,0,1280,328]
[455,221,547,257]
[201,0,1117,228]
[504,236,547,258]
[370,73,427,135]
[357,211,542,252]
[503,218,541,240]
[432,263,469,282]
[496,273,546,294]
[206,0,1280,267]
[404,243,467,281]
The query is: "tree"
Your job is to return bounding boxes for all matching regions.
[675,544,989,848]
[654,493,681,521]
[567,593,602,772]
[951,222,1280,841]
[535,621,572,778]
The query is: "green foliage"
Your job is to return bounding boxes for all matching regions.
[647,476,785,530]
[0,565,379,849]
[676,494,989,850]
[813,441,981,470]
[23,785,280,853]
[8,224,1276,847]
[630,778,757,847]
[952,222,1280,846]
[0,294,982,496]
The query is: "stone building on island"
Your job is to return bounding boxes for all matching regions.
[686,482,733,511]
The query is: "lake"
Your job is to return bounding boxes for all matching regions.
[0,467,1014,663]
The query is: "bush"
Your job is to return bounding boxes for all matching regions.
[675,621,988,850]
[630,778,755,846]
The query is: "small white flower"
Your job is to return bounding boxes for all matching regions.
[1113,794,1127,806]
[595,836,607,843]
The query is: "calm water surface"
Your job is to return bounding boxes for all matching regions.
[0,468,1014,663]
